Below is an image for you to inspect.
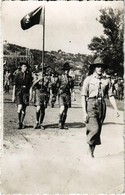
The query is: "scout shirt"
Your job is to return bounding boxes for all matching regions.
[34,76,50,94]
[13,70,33,94]
[81,72,114,98]
[58,74,73,95]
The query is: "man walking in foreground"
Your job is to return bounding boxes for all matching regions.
[12,61,33,129]
[81,57,119,158]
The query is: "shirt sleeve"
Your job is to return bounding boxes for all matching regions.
[30,74,33,85]
[81,76,90,96]
[13,73,18,85]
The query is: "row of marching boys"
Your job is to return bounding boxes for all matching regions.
[12,61,75,130]
[12,57,120,158]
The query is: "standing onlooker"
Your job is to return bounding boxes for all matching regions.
[12,62,33,129]
[4,70,11,93]
[117,78,124,100]
[81,57,119,158]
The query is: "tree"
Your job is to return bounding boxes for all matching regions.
[88,8,124,76]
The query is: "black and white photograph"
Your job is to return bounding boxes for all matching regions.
[1,1,124,193]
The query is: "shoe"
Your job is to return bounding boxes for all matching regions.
[40,125,45,130]
[18,123,22,129]
[22,124,25,129]
[58,123,68,130]
[88,146,95,158]
[58,123,63,129]
[34,123,40,129]
[63,126,68,130]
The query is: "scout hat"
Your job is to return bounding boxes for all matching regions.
[91,56,105,67]
[88,56,106,75]
[61,62,71,70]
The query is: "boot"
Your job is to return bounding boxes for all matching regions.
[89,145,95,158]
[34,111,40,129]
[21,112,26,129]
[62,113,68,129]
[18,112,22,129]
[39,110,45,130]
[59,113,68,129]
[58,113,63,129]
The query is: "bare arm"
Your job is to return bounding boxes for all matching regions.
[12,85,16,102]
[32,77,41,87]
[29,86,33,101]
[32,73,43,87]
[81,76,90,123]
[81,95,89,123]
[109,96,119,117]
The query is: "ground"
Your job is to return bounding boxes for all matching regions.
[2,88,124,194]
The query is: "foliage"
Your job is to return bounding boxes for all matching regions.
[88,8,124,76]
[3,43,93,79]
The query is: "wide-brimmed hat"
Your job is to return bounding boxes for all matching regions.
[90,57,105,67]
[61,62,71,70]
[88,57,106,75]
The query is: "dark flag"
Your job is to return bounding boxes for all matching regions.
[20,6,43,30]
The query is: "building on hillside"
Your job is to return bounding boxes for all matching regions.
[3,47,34,70]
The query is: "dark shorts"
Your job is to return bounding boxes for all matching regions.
[16,93,29,106]
[59,93,71,107]
[34,89,48,106]
[86,98,106,146]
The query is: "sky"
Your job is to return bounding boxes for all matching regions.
[2,1,123,55]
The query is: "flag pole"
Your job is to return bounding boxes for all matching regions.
[42,5,45,77]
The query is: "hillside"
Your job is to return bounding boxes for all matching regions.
[3,42,92,76]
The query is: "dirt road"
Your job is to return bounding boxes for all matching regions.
[2,89,124,194]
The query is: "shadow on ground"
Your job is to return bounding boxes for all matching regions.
[45,122,85,129]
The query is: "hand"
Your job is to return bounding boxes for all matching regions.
[38,73,43,80]
[12,96,15,102]
[115,110,120,117]
[83,112,89,123]
[29,95,32,101]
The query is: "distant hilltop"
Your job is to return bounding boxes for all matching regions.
[3,41,92,76]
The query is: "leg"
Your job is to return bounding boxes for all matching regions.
[86,114,101,158]
[39,104,45,129]
[34,105,41,129]
[89,144,96,158]
[7,84,9,93]
[68,95,71,108]
[72,90,76,101]
[21,105,27,128]
[59,105,68,129]
[51,94,56,107]
[58,94,60,107]
[4,84,7,93]
[17,104,23,129]
[59,104,65,129]
[61,105,68,128]
[59,95,69,129]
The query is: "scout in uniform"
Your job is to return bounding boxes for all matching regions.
[31,68,50,129]
[68,75,75,107]
[49,71,59,108]
[12,62,33,129]
[4,70,11,93]
[58,62,73,129]
[81,57,119,158]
